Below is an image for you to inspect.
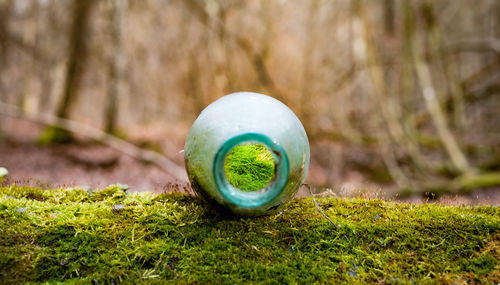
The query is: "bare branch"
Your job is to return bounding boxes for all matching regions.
[446,38,500,55]
[0,102,188,182]
[412,51,471,174]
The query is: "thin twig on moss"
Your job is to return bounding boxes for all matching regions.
[303,183,338,228]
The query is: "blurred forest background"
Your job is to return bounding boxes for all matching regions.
[0,0,499,203]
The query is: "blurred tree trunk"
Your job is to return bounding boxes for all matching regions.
[38,2,59,113]
[0,0,8,140]
[300,0,319,131]
[182,0,212,114]
[383,0,395,36]
[399,0,434,177]
[355,0,422,189]
[410,3,471,175]
[421,1,466,132]
[186,48,204,115]
[56,0,94,119]
[20,1,39,114]
[104,0,127,135]
[324,2,363,145]
[39,0,94,144]
[205,0,225,101]
[0,0,12,103]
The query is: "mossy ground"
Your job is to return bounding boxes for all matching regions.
[0,185,499,284]
[37,126,74,145]
[224,144,275,191]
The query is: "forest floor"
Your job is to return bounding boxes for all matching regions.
[0,185,498,284]
[1,116,499,206]
[0,117,183,192]
[1,117,499,283]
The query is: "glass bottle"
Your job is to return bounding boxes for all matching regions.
[184,92,310,216]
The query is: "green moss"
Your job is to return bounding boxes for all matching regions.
[0,167,7,183]
[38,126,74,145]
[0,185,499,284]
[224,143,275,191]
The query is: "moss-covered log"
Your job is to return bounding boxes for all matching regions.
[414,171,500,195]
[455,172,500,192]
[0,185,498,283]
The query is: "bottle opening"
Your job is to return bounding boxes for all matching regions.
[213,133,290,208]
[224,143,276,192]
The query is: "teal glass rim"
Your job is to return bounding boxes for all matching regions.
[213,132,290,208]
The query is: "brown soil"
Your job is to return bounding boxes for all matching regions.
[0,117,185,192]
[0,141,185,192]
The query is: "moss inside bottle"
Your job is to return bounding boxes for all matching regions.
[184,92,310,216]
